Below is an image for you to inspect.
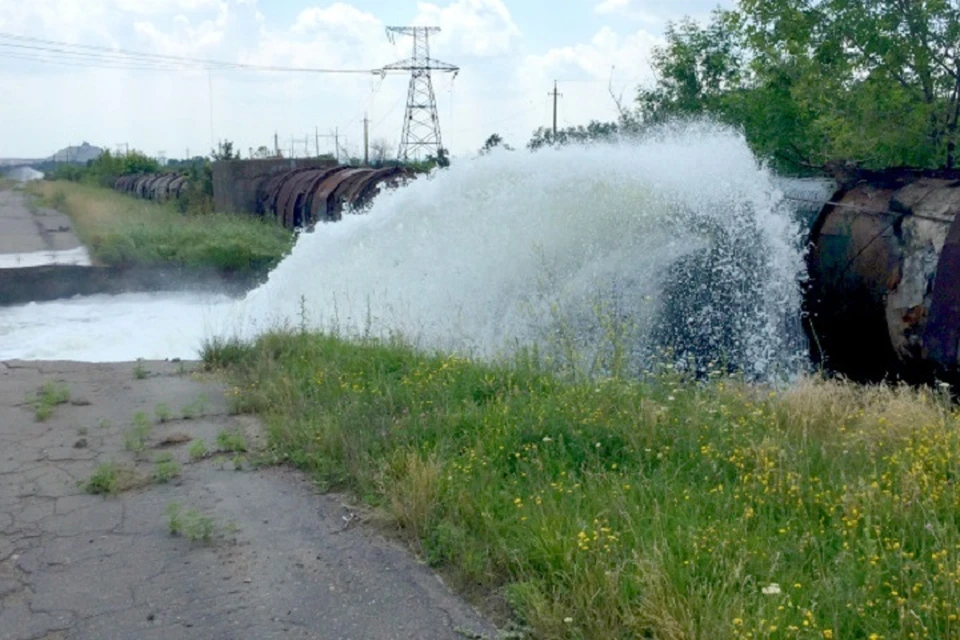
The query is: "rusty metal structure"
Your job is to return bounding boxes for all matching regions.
[255,166,413,228]
[114,173,190,203]
[113,165,412,230]
[807,171,960,382]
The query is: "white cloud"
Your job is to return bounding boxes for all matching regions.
[594,0,726,24]
[112,0,221,15]
[0,1,671,158]
[414,0,520,57]
[133,3,231,56]
[520,26,660,88]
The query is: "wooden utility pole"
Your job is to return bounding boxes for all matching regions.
[315,127,320,157]
[334,127,340,164]
[549,81,563,136]
[274,132,280,157]
[363,114,370,166]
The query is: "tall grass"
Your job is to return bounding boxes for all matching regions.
[28,181,292,275]
[209,331,960,640]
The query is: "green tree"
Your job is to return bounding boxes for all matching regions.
[527,121,620,150]
[637,14,746,125]
[739,0,960,168]
[640,1,960,170]
[211,140,240,162]
[480,133,513,154]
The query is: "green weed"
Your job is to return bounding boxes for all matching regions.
[180,395,207,420]
[200,336,249,371]
[123,412,152,454]
[165,503,216,543]
[29,381,70,421]
[133,359,149,379]
[154,453,181,483]
[188,439,208,460]
[83,463,119,495]
[155,403,171,423]
[216,429,247,453]
[83,463,142,495]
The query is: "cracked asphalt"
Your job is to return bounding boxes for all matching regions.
[0,360,497,640]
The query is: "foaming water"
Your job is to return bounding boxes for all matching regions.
[0,292,234,362]
[0,125,807,376]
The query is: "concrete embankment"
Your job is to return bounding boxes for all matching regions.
[0,186,256,306]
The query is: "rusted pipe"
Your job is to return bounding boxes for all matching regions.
[807,175,960,382]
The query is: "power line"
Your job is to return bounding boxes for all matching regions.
[0,49,187,71]
[0,32,381,74]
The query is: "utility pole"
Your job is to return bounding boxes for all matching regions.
[363,114,370,165]
[334,127,340,164]
[274,132,280,158]
[382,26,459,161]
[315,127,320,157]
[549,80,563,136]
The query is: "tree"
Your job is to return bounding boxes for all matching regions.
[480,133,513,154]
[638,1,960,170]
[527,121,620,150]
[251,146,274,159]
[426,147,451,168]
[211,140,240,161]
[636,14,746,125]
[738,0,960,168]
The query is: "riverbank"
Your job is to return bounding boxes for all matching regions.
[208,330,960,640]
[26,181,292,277]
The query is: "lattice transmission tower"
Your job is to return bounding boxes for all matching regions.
[383,27,459,161]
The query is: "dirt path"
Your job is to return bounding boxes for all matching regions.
[0,360,497,640]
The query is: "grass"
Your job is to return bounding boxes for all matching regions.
[134,360,149,380]
[155,403,171,423]
[26,181,293,275]
[166,503,217,543]
[207,330,960,640]
[83,462,143,495]
[123,411,152,455]
[189,439,209,460]
[181,395,208,420]
[154,453,181,483]
[29,381,70,421]
[216,429,248,453]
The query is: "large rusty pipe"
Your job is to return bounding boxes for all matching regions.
[807,176,960,382]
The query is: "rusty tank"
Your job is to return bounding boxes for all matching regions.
[806,170,960,382]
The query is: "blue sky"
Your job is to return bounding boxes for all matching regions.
[0,0,731,159]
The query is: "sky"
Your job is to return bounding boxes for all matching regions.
[0,0,731,160]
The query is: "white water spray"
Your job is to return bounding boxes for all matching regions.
[0,125,807,376]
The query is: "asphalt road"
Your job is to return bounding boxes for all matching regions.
[0,360,497,640]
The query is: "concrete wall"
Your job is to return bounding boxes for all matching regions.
[0,265,260,307]
[213,157,337,215]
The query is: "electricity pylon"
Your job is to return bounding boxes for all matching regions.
[382,27,459,161]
